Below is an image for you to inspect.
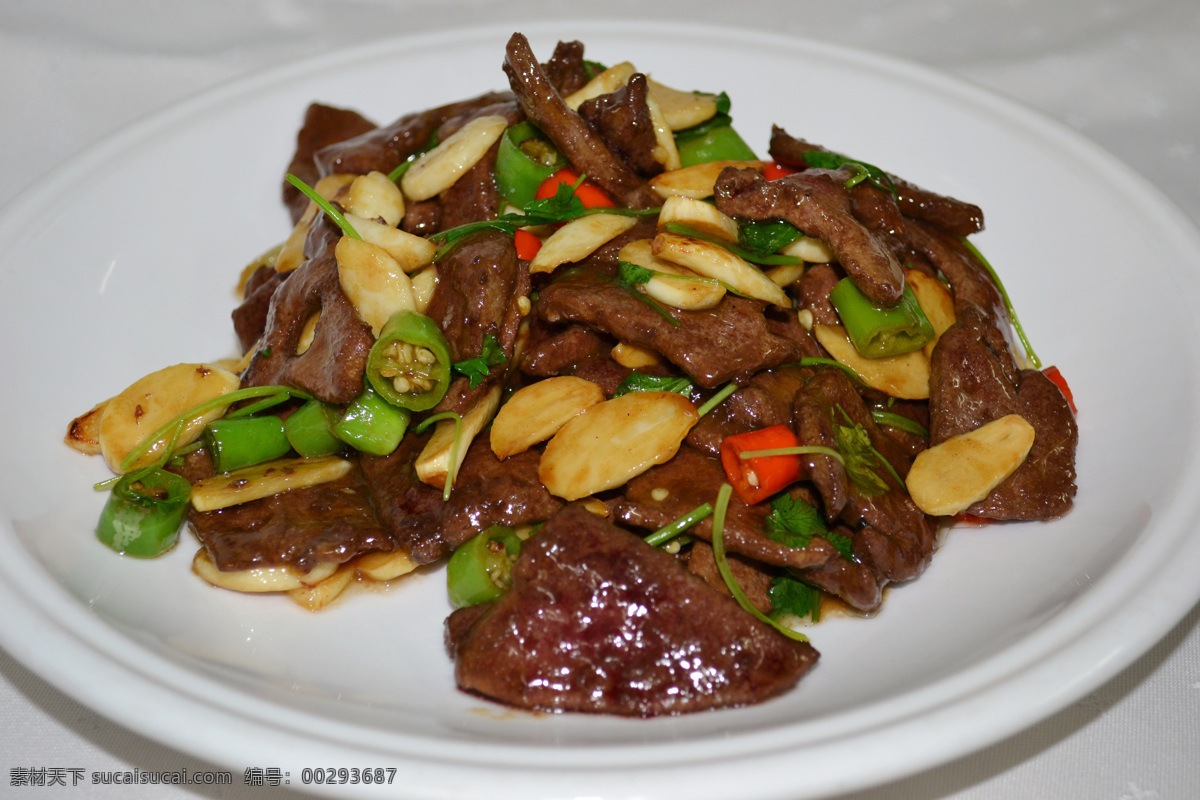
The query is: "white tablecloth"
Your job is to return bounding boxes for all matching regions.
[2,1,1198,797]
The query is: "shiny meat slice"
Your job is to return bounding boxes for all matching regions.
[359,431,447,565]
[313,91,513,178]
[423,228,528,415]
[907,219,1010,336]
[439,438,563,550]
[893,176,984,237]
[503,33,661,209]
[793,262,842,327]
[283,103,377,224]
[519,322,632,397]
[686,364,814,456]
[796,368,937,584]
[239,218,373,404]
[541,40,590,96]
[188,464,394,573]
[232,264,286,354]
[448,505,819,716]
[929,308,1077,519]
[714,166,906,307]
[578,73,664,177]
[609,445,833,573]
[536,266,816,388]
[768,126,983,236]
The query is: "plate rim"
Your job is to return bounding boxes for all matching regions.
[3,17,1200,799]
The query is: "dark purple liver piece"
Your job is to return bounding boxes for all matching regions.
[448,506,819,716]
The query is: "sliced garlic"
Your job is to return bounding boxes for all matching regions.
[529,213,639,274]
[342,170,405,227]
[288,565,356,611]
[645,93,681,171]
[190,457,353,512]
[907,414,1036,516]
[295,311,319,355]
[539,391,699,501]
[65,400,107,456]
[401,114,509,202]
[813,324,931,400]
[649,160,767,199]
[343,213,437,274]
[905,269,957,359]
[611,342,661,369]
[563,61,637,109]
[99,363,241,473]
[619,238,726,311]
[416,385,502,490]
[646,79,719,130]
[490,376,605,460]
[192,548,339,593]
[408,264,438,313]
[652,231,790,307]
[657,195,739,242]
[353,550,418,581]
[276,174,356,273]
[335,236,416,337]
[778,235,834,264]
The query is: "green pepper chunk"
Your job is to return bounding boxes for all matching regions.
[676,123,758,167]
[283,400,344,457]
[494,122,566,209]
[204,416,292,473]
[365,310,452,412]
[333,387,411,456]
[96,467,191,558]
[446,525,522,608]
[828,277,935,359]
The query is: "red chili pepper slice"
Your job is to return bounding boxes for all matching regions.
[952,512,994,526]
[762,162,798,181]
[513,228,541,261]
[1042,365,1077,414]
[535,167,616,209]
[719,424,804,505]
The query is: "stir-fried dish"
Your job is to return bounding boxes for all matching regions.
[65,33,1078,717]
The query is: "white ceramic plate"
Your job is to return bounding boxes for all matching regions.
[2,20,1199,800]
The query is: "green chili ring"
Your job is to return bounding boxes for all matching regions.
[494,122,566,209]
[96,467,191,558]
[366,310,453,412]
[446,525,523,609]
[829,277,935,359]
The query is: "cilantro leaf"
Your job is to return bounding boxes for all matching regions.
[452,334,507,389]
[768,574,822,623]
[764,494,828,550]
[737,219,804,256]
[830,405,910,497]
[613,372,695,398]
[801,150,897,198]
[822,528,855,562]
[617,260,656,287]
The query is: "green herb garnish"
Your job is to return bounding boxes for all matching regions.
[452,334,507,389]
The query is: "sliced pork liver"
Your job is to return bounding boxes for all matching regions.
[448,505,819,716]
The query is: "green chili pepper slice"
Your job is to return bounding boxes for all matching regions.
[96,467,191,558]
[494,122,566,209]
[676,123,758,167]
[204,416,292,473]
[829,277,934,358]
[365,310,452,412]
[446,525,522,609]
[283,400,344,457]
[333,387,411,457]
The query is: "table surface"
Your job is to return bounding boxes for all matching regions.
[2,1,1198,797]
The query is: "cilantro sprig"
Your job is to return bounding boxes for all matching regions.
[452,334,507,389]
